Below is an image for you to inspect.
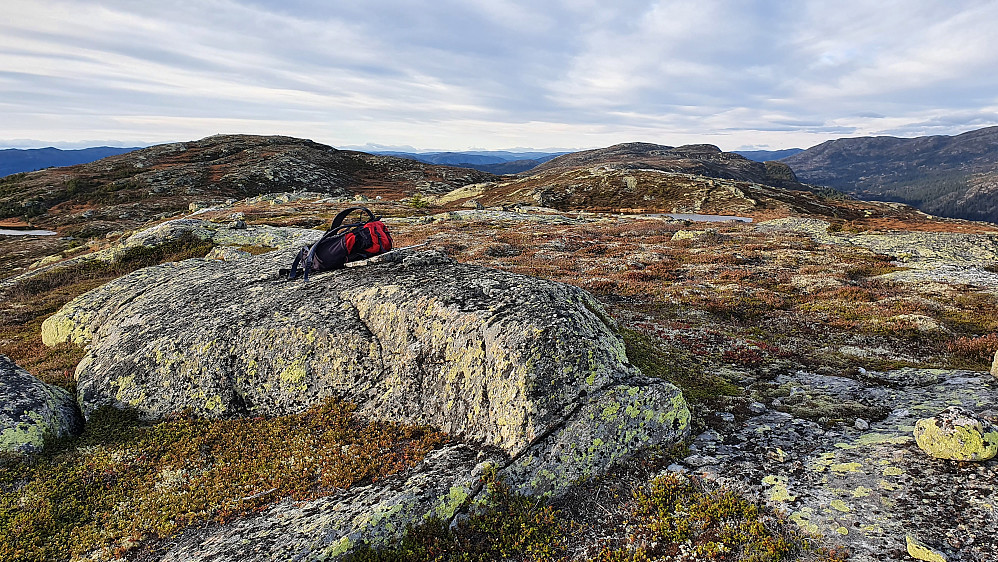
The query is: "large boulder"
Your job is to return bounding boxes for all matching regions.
[0,355,82,454]
[42,247,690,495]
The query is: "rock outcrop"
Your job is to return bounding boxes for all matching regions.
[43,245,690,497]
[0,354,81,454]
[914,406,998,461]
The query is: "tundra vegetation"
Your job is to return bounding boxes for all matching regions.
[3,188,998,560]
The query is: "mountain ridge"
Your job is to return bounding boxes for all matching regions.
[781,125,998,222]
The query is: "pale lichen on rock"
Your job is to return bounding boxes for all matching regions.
[0,354,82,454]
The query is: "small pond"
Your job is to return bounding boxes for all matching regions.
[648,213,753,223]
[0,228,58,236]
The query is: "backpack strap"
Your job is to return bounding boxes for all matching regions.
[286,246,308,280]
[327,207,377,233]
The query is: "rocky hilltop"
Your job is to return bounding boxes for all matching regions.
[529,142,803,189]
[782,126,998,223]
[0,134,496,236]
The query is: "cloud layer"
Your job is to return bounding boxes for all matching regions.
[3,0,997,150]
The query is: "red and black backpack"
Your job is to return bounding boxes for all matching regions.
[282,206,393,281]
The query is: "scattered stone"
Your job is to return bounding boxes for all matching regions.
[913,406,998,461]
[0,355,82,454]
[671,229,720,242]
[855,418,870,430]
[748,401,767,414]
[228,219,246,229]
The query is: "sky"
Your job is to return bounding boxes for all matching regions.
[3,0,998,152]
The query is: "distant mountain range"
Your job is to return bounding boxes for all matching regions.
[369,150,569,174]
[734,148,804,162]
[782,126,998,223]
[0,146,141,177]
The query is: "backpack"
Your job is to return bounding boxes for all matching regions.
[281,206,393,281]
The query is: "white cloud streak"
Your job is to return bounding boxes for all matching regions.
[2,0,997,150]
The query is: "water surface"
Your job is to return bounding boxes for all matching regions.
[0,228,58,236]
[649,213,753,223]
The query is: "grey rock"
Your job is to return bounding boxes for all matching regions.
[0,354,82,454]
[42,247,690,497]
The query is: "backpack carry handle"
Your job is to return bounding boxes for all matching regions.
[327,207,377,233]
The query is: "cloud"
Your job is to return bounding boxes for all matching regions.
[2,0,998,150]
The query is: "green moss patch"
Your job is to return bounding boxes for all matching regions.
[622,329,741,404]
[0,399,447,562]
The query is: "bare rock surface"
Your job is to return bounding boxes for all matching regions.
[681,368,998,562]
[0,354,82,454]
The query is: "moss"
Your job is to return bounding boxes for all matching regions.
[594,473,835,562]
[0,398,447,561]
[621,328,740,404]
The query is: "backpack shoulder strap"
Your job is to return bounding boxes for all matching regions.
[327,206,377,232]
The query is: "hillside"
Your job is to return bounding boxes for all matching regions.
[734,148,804,162]
[782,126,998,222]
[0,146,142,177]
[0,134,496,237]
[527,142,802,188]
[429,141,922,222]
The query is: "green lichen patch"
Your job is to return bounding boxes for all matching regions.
[913,416,998,461]
[0,398,447,562]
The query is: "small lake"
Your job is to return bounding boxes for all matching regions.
[647,213,753,223]
[0,228,58,236]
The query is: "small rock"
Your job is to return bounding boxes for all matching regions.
[906,534,948,562]
[748,401,767,414]
[683,454,719,467]
[855,418,870,431]
[229,220,247,229]
[990,350,998,378]
[913,406,998,461]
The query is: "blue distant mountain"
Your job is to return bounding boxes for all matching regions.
[0,146,141,177]
[370,150,570,174]
[734,148,804,162]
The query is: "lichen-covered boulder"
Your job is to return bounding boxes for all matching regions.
[913,406,998,461]
[42,247,689,495]
[0,355,82,454]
